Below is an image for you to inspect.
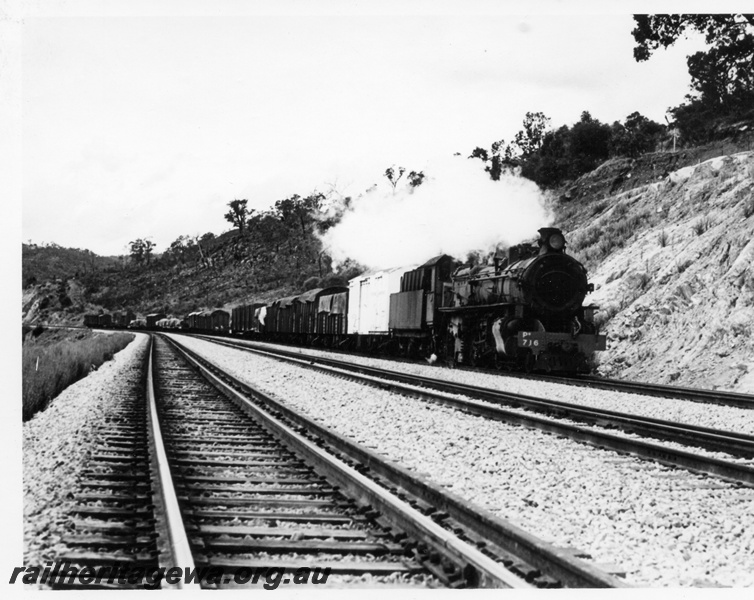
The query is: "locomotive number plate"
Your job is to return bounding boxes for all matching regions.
[518,332,541,348]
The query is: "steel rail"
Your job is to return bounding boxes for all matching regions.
[199,336,754,487]
[551,373,754,409]
[165,334,629,588]
[457,366,754,409]
[145,335,200,589]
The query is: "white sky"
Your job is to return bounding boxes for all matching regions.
[10,1,733,256]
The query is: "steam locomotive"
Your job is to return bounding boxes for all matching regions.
[440,227,605,372]
[85,227,606,373]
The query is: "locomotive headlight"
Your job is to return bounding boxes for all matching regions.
[548,233,565,250]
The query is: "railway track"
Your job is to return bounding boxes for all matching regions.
[197,336,754,488]
[151,335,444,588]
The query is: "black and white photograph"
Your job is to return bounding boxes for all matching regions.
[7,0,754,593]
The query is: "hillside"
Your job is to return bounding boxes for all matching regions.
[21,221,348,325]
[22,244,121,288]
[558,150,754,393]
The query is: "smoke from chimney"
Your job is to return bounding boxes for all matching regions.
[320,155,553,270]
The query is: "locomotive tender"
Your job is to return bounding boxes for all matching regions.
[85,227,605,373]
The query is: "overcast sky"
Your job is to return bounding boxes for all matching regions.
[15,1,723,256]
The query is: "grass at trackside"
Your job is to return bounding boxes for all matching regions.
[22,328,134,421]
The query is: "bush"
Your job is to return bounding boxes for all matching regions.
[569,226,602,253]
[692,216,713,236]
[22,331,134,421]
[676,259,693,274]
[591,200,608,216]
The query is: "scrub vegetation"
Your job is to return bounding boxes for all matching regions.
[22,328,134,421]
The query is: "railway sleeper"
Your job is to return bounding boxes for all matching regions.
[70,520,155,533]
[79,481,151,490]
[185,508,358,523]
[72,506,155,518]
[181,485,335,495]
[62,534,158,549]
[180,474,317,485]
[199,538,403,555]
[199,556,426,577]
[180,496,336,508]
[54,551,159,567]
[81,470,150,479]
[196,525,372,539]
[73,492,153,502]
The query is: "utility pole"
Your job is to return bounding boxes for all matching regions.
[669,128,680,152]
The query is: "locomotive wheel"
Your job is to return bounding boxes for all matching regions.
[469,344,485,368]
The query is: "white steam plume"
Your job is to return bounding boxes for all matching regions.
[321,155,553,270]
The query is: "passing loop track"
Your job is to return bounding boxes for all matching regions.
[164,334,628,588]
[198,336,754,488]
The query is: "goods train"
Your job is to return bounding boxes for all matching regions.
[84,227,606,373]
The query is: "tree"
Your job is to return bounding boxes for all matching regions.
[469,140,514,181]
[275,193,323,235]
[568,112,612,174]
[249,210,286,253]
[129,238,155,266]
[384,166,406,190]
[469,147,489,162]
[513,111,551,157]
[632,15,754,108]
[533,125,572,185]
[144,240,155,264]
[407,170,425,187]
[225,199,250,234]
[164,235,198,265]
[183,233,215,268]
[610,112,665,157]
[129,239,143,264]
